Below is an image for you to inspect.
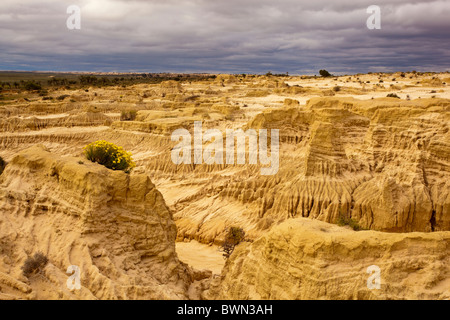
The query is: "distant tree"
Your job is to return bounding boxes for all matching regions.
[319,69,332,77]
[24,81,42,91]
[79,75,98,85]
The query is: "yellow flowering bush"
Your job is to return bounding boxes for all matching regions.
[83,140,136,173]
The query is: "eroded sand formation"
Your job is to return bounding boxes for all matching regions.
[0,72,449,299]
[205,218,450,300]
[0,145,194,299]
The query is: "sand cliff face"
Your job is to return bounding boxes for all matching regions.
[206,218,450,300]
[168,97,450,243]
[241,98,450,232]
[0,145,191,299]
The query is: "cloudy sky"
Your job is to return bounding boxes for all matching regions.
[1,0,449,74]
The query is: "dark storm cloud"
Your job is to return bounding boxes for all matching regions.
[0,0,449,73]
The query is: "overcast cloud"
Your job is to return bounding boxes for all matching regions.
[0,0,449,74]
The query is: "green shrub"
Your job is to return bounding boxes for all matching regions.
[387,93,400,99]
[319,69,332,77]
[24,81,42,91]
[336,215,361,231]
[22,252,49,277]
[83,140,136,173]
[120,110,137,121]
[219,227,245,259]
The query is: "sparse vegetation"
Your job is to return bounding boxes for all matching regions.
[245,90,269,97]
[387,93,400,98]
[56,94,70,101]
[83,140,136,173]
[0,72,216,100]
[219,227,245,259]
[21,252,49,277]
[336,215,361,231]
[120,109,137,121]
[23,81,42,91]
[333,86,341,92]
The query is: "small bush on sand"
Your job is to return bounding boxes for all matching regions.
[57,94,70,101]
[84,140,136,173]
[22,252,49,277]
[336,215,361,231]
[245,90,269,97]
[387,93,400,99]
[120,110,137,121]
[219,227,245,259]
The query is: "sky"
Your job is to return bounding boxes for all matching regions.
[0,0,449,74]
